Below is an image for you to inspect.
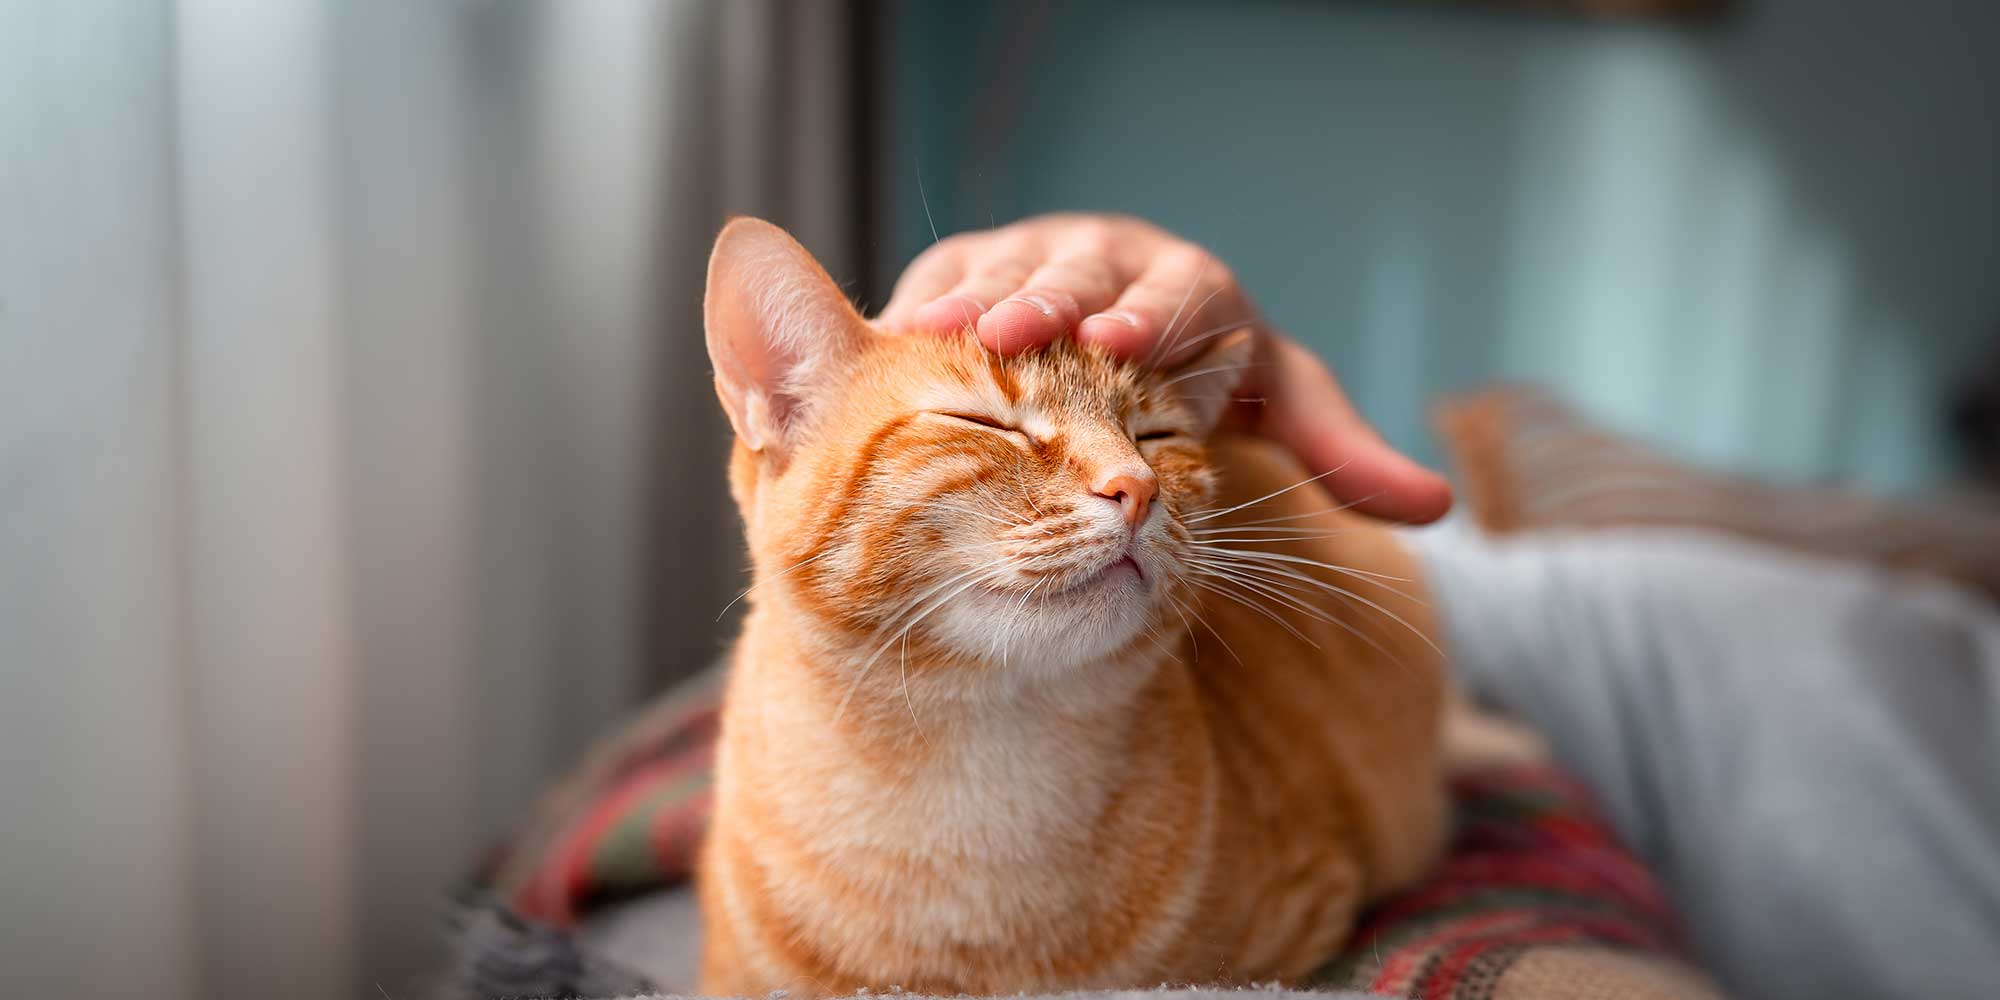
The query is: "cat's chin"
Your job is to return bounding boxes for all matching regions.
[930,560,1161,671]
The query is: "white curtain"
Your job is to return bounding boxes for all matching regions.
[0,1,858,996]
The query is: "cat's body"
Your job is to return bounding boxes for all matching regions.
[695,220,1447,996]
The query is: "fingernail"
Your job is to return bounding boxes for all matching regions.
[1091,310,1141,329]
[996,294,1055,318]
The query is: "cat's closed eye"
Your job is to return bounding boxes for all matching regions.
[935,410,1018,433]
[1133,429,1180,443]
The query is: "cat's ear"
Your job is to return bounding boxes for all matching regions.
[704,217,869,453]
[1165,329,1256,433]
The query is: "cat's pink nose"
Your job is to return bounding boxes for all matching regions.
[1093,471,1156,530]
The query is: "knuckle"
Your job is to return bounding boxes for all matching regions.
[1039,211,1096,232]
[1048,254,1115,290]
[1204,257,1236,290]
[1101,212,1156,237]
[1162,241,1210,273]
[1069,217,1117,250]
[970,257,1034,285]
[904,245,961,278]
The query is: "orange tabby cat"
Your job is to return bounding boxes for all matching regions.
[697,218,1447,997]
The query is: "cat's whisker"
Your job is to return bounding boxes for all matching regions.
[838,563,1008,723]
[716,549,832,621]
[1168,320,1257,357]
[899,561,1007,619]
[994,498,1039,527]
[1188,551,1438,656]
[863,561,1006,644]
[1188,522,1358,535]
[1176,394,1268,404]
[1015,474,1045,519]
[1183,577,1320,650]
[998,574,1050,669]
[1183,460,1356,524]
[1152,282,1227,368]
[1193,546,1418,591]
[1167,588,1242,666]
[899,633,933,751]
[1185,558,1408,667]
[935,506,1011,526]
[1156,361,1270,392]
[935,494,1025,519]
[1160,590,1199,661]
[916,156,941,245]
[1189,531,1360,545]
[935,500,1029,528]
[1195,497,1382,529]
[1192,528,1352,544]
[1139,620,1180,663]
[1143,256,1209,370]
[1187,559,1342,627]
[1013,573,1054,615]
[1188,551,1416,620]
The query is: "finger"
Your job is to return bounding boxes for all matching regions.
[909,238,1044,334]
[1143,277,1256,371]
[876,237,970,329]
[975,253,1121,354]
[1076,242,1243,367]
[1252,335,1454,524]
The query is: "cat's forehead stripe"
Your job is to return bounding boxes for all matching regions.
[1010,349,1137,415]
[985,352,1021,404]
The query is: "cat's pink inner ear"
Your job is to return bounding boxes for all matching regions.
[1166,329,1256,433]
[704,217,866,451]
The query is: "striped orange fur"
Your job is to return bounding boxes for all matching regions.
[697,219,1447,996]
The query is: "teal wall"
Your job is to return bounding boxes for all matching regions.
[881,0,2000,491]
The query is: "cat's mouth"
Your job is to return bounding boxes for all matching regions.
[967,547,1152,614]
[949,547,1159,665]
[1045,553,1144,598]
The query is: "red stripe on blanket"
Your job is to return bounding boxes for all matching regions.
[487,675,1697,997]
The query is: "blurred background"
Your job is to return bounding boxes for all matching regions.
[3,0,1997,997]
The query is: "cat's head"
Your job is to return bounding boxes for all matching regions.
[706,218,1249,678]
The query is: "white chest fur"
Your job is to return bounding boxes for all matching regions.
[713,646,1213,980]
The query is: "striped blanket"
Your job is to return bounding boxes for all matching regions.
[452,668,1718,1000]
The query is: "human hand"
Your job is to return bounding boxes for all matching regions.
[875,214,1453,523]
